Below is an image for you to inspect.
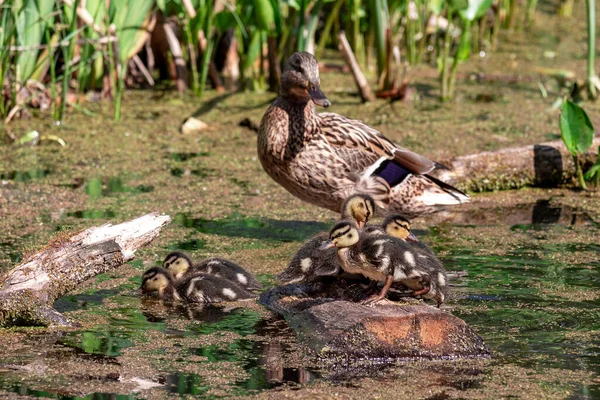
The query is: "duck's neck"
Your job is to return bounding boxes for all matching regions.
[276,97,320,138]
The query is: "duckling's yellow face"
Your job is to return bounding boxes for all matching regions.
[385,218,412,240]
[163,254,191,278]
[141,269,171,294]
[323,222,360,249]
[342,195,375,229]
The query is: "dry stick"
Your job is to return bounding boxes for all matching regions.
[133,55,155,86]
[0,213,171,327]
[267,36,281,93]
[338,31,376,102]
[435,135,600,191]
[163,22,188,92]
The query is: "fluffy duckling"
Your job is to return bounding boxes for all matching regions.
[277,193,375,285]
[162,251,262,291]
[341,193,376,229]
[140,267,257,303]
[320,221,447,307]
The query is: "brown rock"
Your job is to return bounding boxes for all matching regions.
[259,283,489,360]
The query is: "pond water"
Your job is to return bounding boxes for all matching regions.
[0,198,597,399]
[1,4,600,396]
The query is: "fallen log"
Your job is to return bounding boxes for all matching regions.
[435,135,600,192]
[259,282,489,360]
[0,213,171,327]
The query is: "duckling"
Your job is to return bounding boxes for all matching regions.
[277,193,375,285]
[258,51,469,219]
[140,267,257,303]
[162,251,262,291]
[320,221,447,307]
[341,193,376,229]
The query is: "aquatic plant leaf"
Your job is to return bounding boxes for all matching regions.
[15,130,40,146]
[108,0,153,62]
[14,0,56,83]
[254,0,275,31]
[448,0,469,11]
[214,10,240,31]
[584,147,600,180]
[429,0,445,15]
[458,0,492,21]
[242,30,262,71]
[456,20,472,61]
[560,99,595,155]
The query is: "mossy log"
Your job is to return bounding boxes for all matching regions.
[435,135,600,192]
[0,213,171,327]
[259,283,490,360]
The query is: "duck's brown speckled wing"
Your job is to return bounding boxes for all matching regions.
[319,112,435,175]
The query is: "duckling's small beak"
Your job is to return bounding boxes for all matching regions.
[357,221,365,229]
[309,83,330,108]
[407,232,419,242]
[134,287,143,295]
[319,240,335,250]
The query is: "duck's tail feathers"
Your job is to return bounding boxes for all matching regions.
[417,174,470,205]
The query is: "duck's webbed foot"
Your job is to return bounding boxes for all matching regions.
[360,293,386,305]
[360,276,393,305]
[413,286,430,296]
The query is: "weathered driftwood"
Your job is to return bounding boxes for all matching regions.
[259,283,489,360]
[435,135,600,191]
[0,213,171,327]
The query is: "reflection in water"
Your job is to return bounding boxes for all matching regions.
[174,212,330,242]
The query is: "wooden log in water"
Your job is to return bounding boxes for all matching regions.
[435,135,600,192]
[259,283,490,360]
[0,213,171,327]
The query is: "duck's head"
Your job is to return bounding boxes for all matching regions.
[341,193,376,229]
[319,221,360,250]
[281,52,330,108]
[162,251,193,277]
[141,267,174,294]
[382,215,418,241]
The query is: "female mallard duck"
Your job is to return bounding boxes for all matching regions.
[258,52,468,219]
[320,221,447,307]
[277,194,375,284]
[162,252,262,291]
[140,267,257,303]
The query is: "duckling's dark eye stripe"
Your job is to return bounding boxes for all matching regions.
[333,227,351,239]
[143,271,158,280]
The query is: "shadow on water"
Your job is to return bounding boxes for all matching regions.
[0,168,52,182]
[174,212,330,242]
[428,198,597,228]
[85,177,154,200]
